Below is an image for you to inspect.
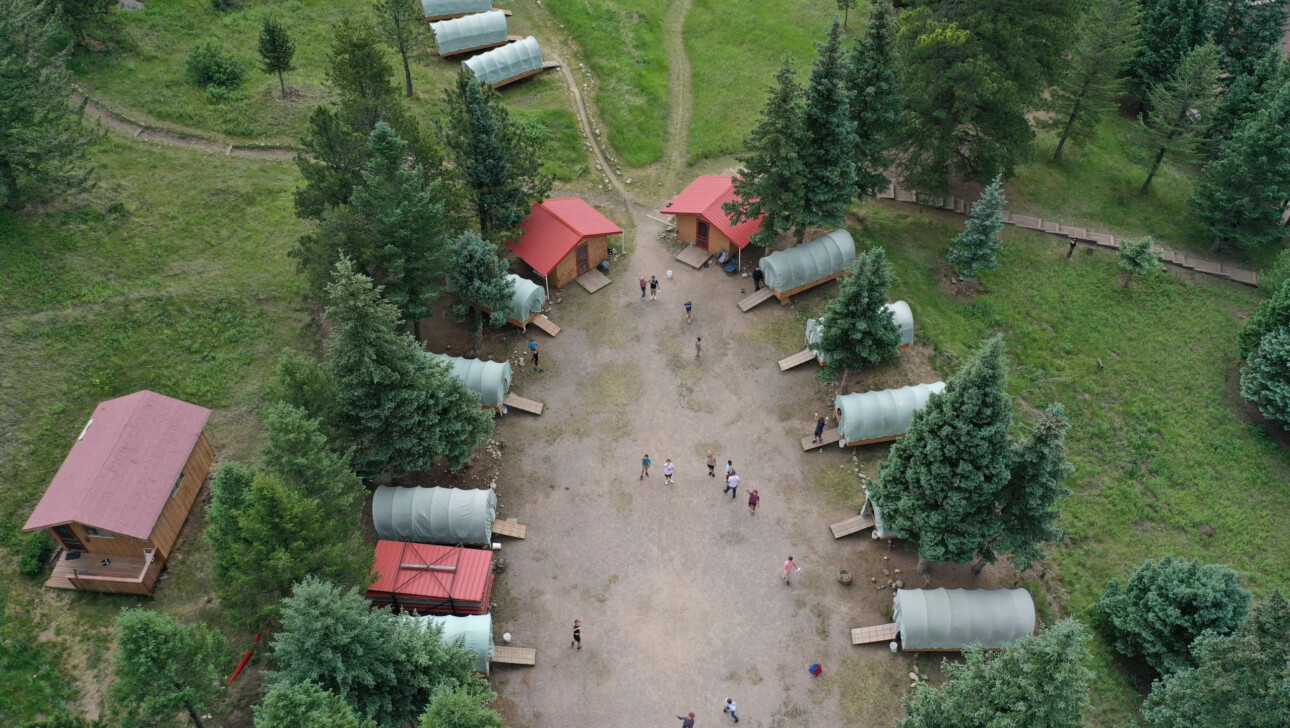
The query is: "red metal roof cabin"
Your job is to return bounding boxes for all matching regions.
[367,540,495,615]
[510,198,624,294]
[661,176,766,264]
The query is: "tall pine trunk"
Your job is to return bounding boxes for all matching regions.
[1053,100,1083,160]
[971,556,989,576]
[186,705,205,728]
[402,52,414,97]
[1,161,20,211]
[1140,146,1167,194]
[471,307,484,357]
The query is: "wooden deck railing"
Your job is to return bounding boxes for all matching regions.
[67,549,162,596]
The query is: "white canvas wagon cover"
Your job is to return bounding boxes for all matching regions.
[507,274,545,321]
[427,353,512,408]
[422,0,492,18]
[410,613,495,673]
[836,381,945,444]
[463,36,543,86]
[431,11,508,55]
[894,588,1036,650]
[759,229,856,292]
[887,300,914,346]
[372,486,498,545]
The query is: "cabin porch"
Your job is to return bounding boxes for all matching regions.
[45,548,163,596]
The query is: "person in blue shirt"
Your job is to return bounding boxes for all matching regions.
[528,339,543,372]
[640,454,651,480]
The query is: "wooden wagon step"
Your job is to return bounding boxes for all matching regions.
[830,513,876,539]
[491,518,527,539]
[530,314,560,337]
[778,349,816,371]
[576,269,611,293]
[738,287,775,312]
[675,245,712,269]
[851,622,898,645]
[541,60,562,69]
[492,645,536,665]
[502,393,544,415]
[801,428,841,451]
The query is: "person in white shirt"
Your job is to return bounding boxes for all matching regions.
[723,698,739,723]
[663,459,676,484]
[723,472,740,499]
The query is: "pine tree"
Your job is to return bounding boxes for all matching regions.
[418,685,506,728]
[988,404,1073,574]
[293,106,370,220]
[447,231,515,357]
[1098,555,1251,675]
[1211,0,1290,77]
[205,462,255,580]
[1043,0,1141,160]
[724,56,808,248]
[1205,48,1286,152]
[0,1,102,211]
[798,17,856,240]
[846,0,902,198]
[325,259,493,477]
[1128,0,1213,101]
[1238,278,1290,358]
[1190,85,1290,253]
[109,609,229,728]
[947,175,1006,279]
[373,0,427,98]
[898,619,1092,728]
[1118,236,1163,285]
[53,0,115,48]
[258,403,364,520]
[255,681,367,728]
[326,17,402,134]
[442,71,552,242]
[837,0,857,28]
[1240,325,1290,424]
[1138,43,1221,195]
[265,349,341,440]
[815,247,902,382]
[259,14,296,99]
[1142,592,1290,728]
[868,335,1013,577]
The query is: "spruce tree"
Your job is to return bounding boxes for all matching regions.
[326,17,403,134]
[1118,236,1163,286]
[815,247,902,382]
[1205,48,1286,153]
[109,609,229,728]
[0,0,102,211]
[325,259,493,477]
[258,403,364,520]
[868,335,1013,577]
[1138,43,1221,195]
[837,0,857,28]
[1044,0,1141,160]
[988,404,1073,574]
[798,16,856,240]
[418,685,506,728]
[947,175,1006,279]
[1211,0,1290,77]
[442,71,551,242]
[294,106,370,220]
[258,14,296,99]
[205,462,255,580]
[1128,0,1213,101]
[53,0,115,48]
[846,0,902,198]
[446,231,515,356]
[1238,278,1290,358]
[898,619,1092,728]
[1190,85,1290,254]
[1240,325,1290,424]
[373,0,427,98]
[255,681,366,728]
[724,56,807,248]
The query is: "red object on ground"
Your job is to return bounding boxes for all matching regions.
[228,631,262,686]
[510,198,624,276]
[366,540,495,615]
[660,176,766,249]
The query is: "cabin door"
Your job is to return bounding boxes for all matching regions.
[575,243,590,275]
[696,220,710,250]
[52,525,85,552]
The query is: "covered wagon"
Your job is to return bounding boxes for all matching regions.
[427,353,511,409]
[887,300,914,348]
[367,540,494,615]
[373,486,526,546]
[852,588,1036,651]
[431,11,511,57]
[422,0,506,21]
[835,381,945,446]
[408,611,537,671]
[463,36,549,88]
[787,301,914,371]
[754,229,856,306]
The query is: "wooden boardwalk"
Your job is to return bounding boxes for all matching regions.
[676,245,712,269]
[738,288,775,312]
[576,269,612,293]
[778,349,816,371]
[801,428,841,451]
[851,623,898,645]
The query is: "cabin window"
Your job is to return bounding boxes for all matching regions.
[170,472,184,499]
[83,526,115,539]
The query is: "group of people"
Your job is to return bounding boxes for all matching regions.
[642,451,761,514]
[676,698,741,726]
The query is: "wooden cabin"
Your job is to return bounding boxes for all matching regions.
[510,198,624,290]
[22,391,214,596]
[661,176,765,260]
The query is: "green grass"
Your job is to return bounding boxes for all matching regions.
[856,201,1289,724]
[542,0,669,165]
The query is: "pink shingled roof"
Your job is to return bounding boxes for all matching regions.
[509,198,624,276]
[23,391,211,540]
[661,176,765,249]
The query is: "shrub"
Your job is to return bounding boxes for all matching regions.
[18,531,56,577]
[185,42,246,90]
[1240,325,1290,424]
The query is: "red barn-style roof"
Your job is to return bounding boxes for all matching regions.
[661,176,766,249]
[367,541,495,615]
[510,198,624,276]
[23,391,211,540]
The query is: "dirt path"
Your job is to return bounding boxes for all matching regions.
[75,94,296,160]
[662,0,694,172]
[557,64,632,211]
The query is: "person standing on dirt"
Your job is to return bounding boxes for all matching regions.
[664,458,676,484]
[747,489,759,515]
[753,266,764,291]
[650,275,660,300]
[813,412,826,444]
[724,471,740,499]
[571,619,582,649]
[641,454,651,480]
[783,556,800,585]
[676,712,696,728]
[723,698,740,723]
[640,276,647,298]
[695,337,702,359]
[725,460,734,478]
[707,450,716,478]
[684,300,693,323]
[529,339,543,372]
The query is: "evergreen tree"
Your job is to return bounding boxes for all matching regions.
[259,403,364,519]
[205,461,255,580]
[988,404,1073,574]
[1238,277,1290,358]
[259,14,296,99]
[1138,43,1222,195]
[1118,236,1163,285]
[1098,555,1251,675]
[837,0,857,28]
[0,0,101,212]
[724,56,808,248]
[1211,0,1290,77]
[947,175,1006,279]
[798,17,856,239]
[1142,592,1290,728]
[373,0,427,98]
[265,349,341,440]
[447,231,515,356]
[325,259,493,476]
[270,577,477,728]
[1205,48,1286,152]
[1190,85,1290,253]
[418,685,506,728]
[294,106,370,220]
[846,0,902,198]
[1043,0,1141,160]
[899,619,1092,728]
[815,247,902,381]
[53,0,116,48]
[1240,325,1290,424]
[868,335,1013,576]
[255,681,369,728]
[1128,0,1213,101]
[326,17,403,134]
[109,609,228,728]
[442,71,551,242]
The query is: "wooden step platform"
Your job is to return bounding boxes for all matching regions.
[778,349,816,371]
[676,245,712,269]
[576,269,611,293]
[493,645,536,666]
[830,513,876,539]
[801,428,841,451]
[542,59,561,69]
[530,314,560,337]
[503,393,544,415]
[491,518,527,539]
[851,622,898,645]
[738,287,775,312]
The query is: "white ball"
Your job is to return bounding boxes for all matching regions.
[502,632,512,643]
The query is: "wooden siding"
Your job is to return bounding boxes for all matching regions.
[48,523,148,557]
[550,235,609,288]
[708,227,736,257]
[146,432,213,559]
[676,214,698,244]
[675,214,736,257]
